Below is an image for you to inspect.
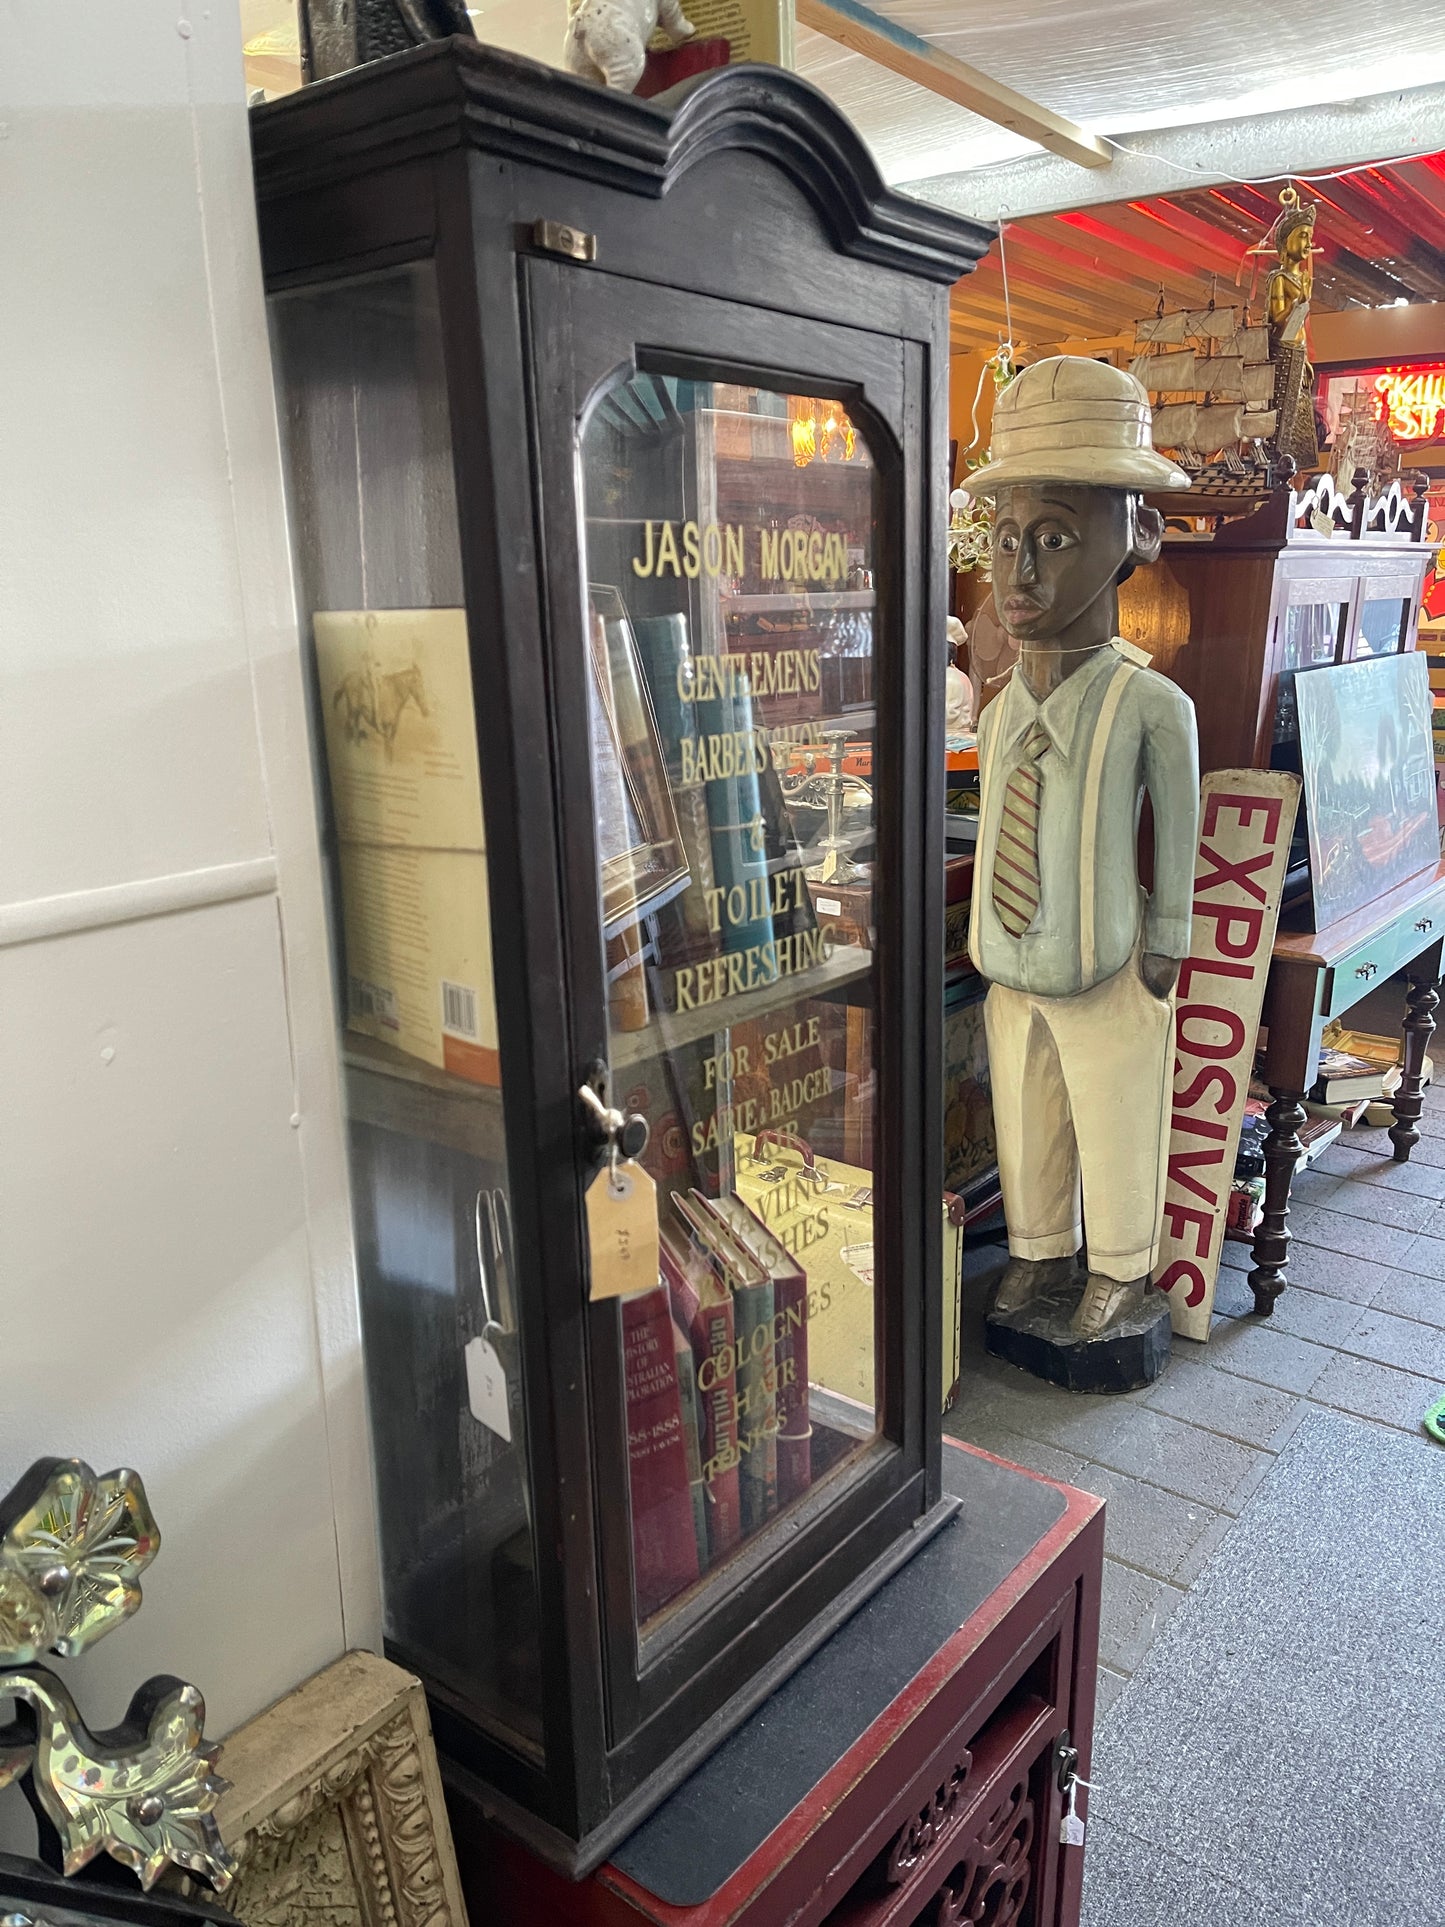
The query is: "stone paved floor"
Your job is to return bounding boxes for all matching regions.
[944,1062,1445,1721]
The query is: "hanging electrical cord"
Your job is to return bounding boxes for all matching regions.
[1097,132,1445,191]
[995,207,1017,358]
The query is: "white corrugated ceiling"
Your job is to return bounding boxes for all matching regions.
[795,0,1445,184]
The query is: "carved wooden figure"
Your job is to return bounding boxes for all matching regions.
[967,359,1200,1358]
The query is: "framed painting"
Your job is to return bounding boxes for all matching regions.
[1296,651,1439,927]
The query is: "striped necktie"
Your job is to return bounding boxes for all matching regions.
[991,721,1049,937]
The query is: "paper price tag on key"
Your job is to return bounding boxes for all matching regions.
[585,1159,660,1301]
[465,1332,512,1440]
[1059,1774,1089,1847]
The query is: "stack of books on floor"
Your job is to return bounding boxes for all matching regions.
[1309,1023,1434,1126]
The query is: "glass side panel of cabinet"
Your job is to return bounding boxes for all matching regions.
[579,373,883,1636]
[1356,596,1410,657]
[1281,599,1346,671]
[1275,600,1348,745]
[270,263,544,1760]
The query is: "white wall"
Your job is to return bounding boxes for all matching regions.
[0,0,379,1806]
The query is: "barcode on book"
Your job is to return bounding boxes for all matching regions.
[441,979,480,1041]
[349,975,399,1028]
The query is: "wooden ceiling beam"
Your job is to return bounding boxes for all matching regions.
[949,294,1081,340]
[1308,179,1445,303]
[1097,201,1248,283]
[795,0,1110,169]
[951,282,1122,342]
[958,260,1126,331]
[1008,218,1212,311]
[1050,206,1232,297]
[978,262,1140,333]
[948,302,1084,347]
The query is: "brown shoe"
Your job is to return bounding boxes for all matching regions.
[1070,1273,1148,1339]
[994,1254,1082,1315]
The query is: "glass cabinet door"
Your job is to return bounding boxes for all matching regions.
[1356,595,1411,657]
[579,374,884,1636]
[269,263,545,1764]
[526,258,930,1734]
[1280,597,1347,671]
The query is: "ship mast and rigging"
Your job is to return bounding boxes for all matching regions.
[1129,185,1321,497]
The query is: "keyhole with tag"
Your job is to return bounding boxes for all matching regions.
[1053,1731,1090,1849]
[1059,1775,1088,1847]
[579,1076,659,1302]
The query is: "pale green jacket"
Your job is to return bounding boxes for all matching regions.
[969,642,1199,997]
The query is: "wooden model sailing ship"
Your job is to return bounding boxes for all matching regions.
[1130,186,1321,500]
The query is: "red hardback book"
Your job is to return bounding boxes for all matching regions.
[623,1284,701,1620]
[676,1196,777,1536]
[660,1228,742,1559]
[705,1193,812,1506]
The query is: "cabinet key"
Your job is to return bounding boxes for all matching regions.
[1417,918,1435,932]
[1355,962,1378,979]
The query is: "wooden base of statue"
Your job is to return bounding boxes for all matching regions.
[448,1441,1103,1927]
[985,1276,1172,1393]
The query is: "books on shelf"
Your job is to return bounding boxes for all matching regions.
[622,1285,702,1620]
[660,1226,742,1561]
[672,1316,710,1574]
[701,1192,813,1508]
[674,1195,778,1534]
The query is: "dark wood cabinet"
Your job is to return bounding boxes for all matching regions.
[1146,475,1432,779]
[251,42,990,1876]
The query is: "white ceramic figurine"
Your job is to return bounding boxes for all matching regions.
[563,0,696,92]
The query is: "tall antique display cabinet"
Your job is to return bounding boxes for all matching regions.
[252,43,990,1874]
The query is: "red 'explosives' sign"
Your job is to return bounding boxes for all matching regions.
[1153,770,1301,1341]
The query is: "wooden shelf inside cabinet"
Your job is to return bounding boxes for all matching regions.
[343,1033,506,1162]
[612,942,873,1070]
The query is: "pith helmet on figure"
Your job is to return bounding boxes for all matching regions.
[968,357,1199,1371]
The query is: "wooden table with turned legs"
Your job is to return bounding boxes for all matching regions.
[1251,860,1445,1314]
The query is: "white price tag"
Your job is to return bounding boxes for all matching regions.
[1059,1774,1089,1847]
[465,1333,512,1440]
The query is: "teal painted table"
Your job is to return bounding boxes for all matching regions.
[1252,857,1445,1314]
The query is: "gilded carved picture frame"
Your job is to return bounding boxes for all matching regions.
[202,1652,468,1927]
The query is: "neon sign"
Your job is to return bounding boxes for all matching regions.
[1373,365,1445,442]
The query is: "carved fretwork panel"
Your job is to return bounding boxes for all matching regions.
[931,1771,1034,1927]
[886,1750,973,1885]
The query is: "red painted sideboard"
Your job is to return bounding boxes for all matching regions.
[450,1440,1105,1927]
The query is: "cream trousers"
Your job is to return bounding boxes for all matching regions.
[984,958,1174,1284]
